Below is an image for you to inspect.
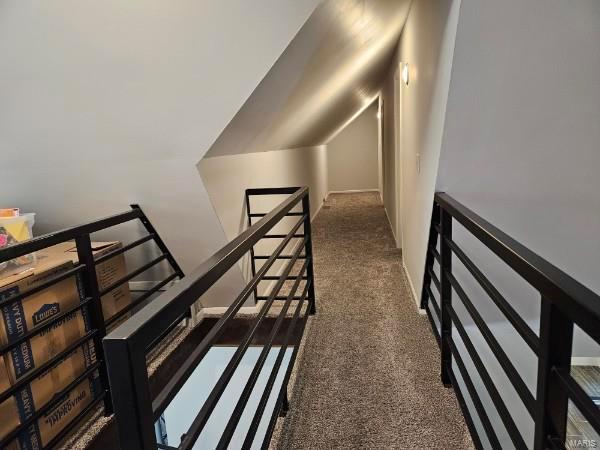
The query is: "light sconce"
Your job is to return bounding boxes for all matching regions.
[402,63,409,86]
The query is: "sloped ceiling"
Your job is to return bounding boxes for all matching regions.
[0,0,322,307]
[205,0,411,157]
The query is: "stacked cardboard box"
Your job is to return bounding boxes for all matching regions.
[0,356,19,443]
[42,241,132,321]
[0,241,131,447]
[1,342,98,449]
[7,371,101,450]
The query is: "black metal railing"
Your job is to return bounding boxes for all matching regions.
[421,192,600,450]
[104,186,316,450]
[0,205,183,449]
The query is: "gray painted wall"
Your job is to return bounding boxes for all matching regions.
[0,0,319,306]
[380,0,461,292]
[436,0,600,447]
[439,0,600,344]
[381,75,399,244]
[327,102,379,193]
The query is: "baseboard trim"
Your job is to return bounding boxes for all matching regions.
[327,189,379,197]
[383,205,398,244]
[571,357,600,366]
[311,198,324,222]
[402,262,424,314]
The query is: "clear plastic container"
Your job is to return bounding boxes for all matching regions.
[0,213,36,275]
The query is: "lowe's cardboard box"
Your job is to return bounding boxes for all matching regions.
[0,255,86,378]
[42,241,132,321]
[8,371,101,450]
[0,340,96,446]
[3,310,90,384]
[0,240,133,345]
[0,355,20,443]
[0,240,129,447]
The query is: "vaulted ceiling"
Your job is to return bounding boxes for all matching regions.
[205,0,411,157]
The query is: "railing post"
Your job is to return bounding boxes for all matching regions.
[104,337,156,450]
[130,204,185,279]
[280,391,290,417]
[75,234,113,414]
[533,297,573,450]
[301,192,317,315]
[420,202,440,309]
[244,193,259,304]
[130,204,190,320]
[439,207,452,387]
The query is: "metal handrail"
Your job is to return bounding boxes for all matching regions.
[434,192,600,342]
[0,209,143,261]
[422,192,600,450]
[0,204,183,450]
[104,186,317,450]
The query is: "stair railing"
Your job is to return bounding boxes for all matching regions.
[0,205,183,449]
[104,186,316,450]
[422,192,600,450]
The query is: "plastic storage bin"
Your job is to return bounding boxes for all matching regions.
[0,213,36,276]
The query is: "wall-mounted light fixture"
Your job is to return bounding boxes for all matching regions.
[402,63,409,86]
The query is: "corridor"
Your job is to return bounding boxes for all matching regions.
[274,192,472,449]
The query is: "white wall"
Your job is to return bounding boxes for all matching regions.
[438,0,600,303]
[381,76,398,243]
[0,0,320,306]
[381,0,461,297]
[435,0,600,447]
[438,0,600,354]
[327,102,379,193]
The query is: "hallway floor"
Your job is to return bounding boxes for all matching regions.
[275,192,472,449]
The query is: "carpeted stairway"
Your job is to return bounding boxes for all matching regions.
[274,192,473,449]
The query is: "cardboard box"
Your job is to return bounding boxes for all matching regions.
[0,356,20,442]
[0,257,83,348]
[4,310,90,384]
[15,337,96,407]
[0,340,96,444]
[0,241,123,447]
[9,372,101,450]
[0,240,132,343]
[42,241,132,321]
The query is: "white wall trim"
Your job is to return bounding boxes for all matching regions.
[402,261,424,314]
[571,357,600,367]
[383,204,397,244]
[311,197,324,222]
[327,189,379,197]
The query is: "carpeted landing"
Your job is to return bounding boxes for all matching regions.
[274,192,472,449]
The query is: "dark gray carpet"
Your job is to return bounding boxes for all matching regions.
[275,193,472,449]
